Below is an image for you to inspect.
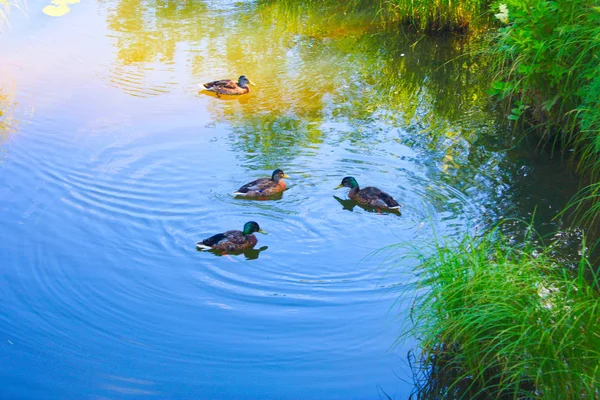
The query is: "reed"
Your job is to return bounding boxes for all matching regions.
[0,0,26,30]
[402,226,600,399]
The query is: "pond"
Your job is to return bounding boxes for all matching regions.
[0,1,580,398]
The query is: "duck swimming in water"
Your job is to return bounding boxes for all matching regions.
[202,75,255,96]
[196,221,267,252]
[334,176,401,210]
[233,169,290,197]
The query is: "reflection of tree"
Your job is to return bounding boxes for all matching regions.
[201,8,495,170]
[107,0,208,64]
[0,84,18,147]
[105,0,209,96]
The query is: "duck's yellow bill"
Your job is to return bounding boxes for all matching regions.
[334,184,343,189]
[258,229,268,234]
[248,80,256,86]
[282,174,290,178]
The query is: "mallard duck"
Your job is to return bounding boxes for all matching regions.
[233,169,290,197]
[334,176,401,210]
[196,221,267,252]
[202,75,255,95]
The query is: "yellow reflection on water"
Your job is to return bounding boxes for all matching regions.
[102,0,494,169]
[0,83,19,147]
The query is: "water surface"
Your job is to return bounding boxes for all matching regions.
[0,1,579,398]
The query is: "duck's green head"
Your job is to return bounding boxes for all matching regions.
[243,221,267,235]
[272,168,290,182]
[238,75,255,87]
[335,176,359,189]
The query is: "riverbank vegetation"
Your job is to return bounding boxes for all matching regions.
[488,0,600,227]
[404,227,600,399]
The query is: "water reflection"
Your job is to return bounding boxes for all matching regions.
[104,0,494,173]
[100,0,577,231]
[198,245,269,260]
[234,191,285,201]
[0,83,18,148]
[105,0,209,96]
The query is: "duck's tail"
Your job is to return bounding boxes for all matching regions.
[232,191,248,196]
[380,192,402,209]
[196,242,213,250]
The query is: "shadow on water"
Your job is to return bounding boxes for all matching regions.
[234,191,285,201]
[197,245,269,260]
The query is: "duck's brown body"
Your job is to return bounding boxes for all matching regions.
[235,178,286,197]
[347,186,400,209]
[203,75,253,95]
[198,230,258,252]
[196,221,266,253]
[234,169,289,197]
[335,177,401,211]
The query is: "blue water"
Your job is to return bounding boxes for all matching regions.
[0,1,578,399]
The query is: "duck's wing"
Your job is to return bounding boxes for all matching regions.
[223,230,248,245]
[234,178,274,195]
[203,79,237,89]
[199,232,228,247]
[361,186,400,209]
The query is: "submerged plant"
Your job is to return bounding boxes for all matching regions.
[401,226,600,399]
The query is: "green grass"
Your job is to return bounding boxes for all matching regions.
[402,226,600,399]
[560,182,600,232]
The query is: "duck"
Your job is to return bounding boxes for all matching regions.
[202,75,255,96]
[196,221,267,252]
[334,176,401,210]
[233,169,290,197]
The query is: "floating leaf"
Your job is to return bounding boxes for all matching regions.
[42,4,70,16]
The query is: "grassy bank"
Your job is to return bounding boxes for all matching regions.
[403,228,600,399]
[488,0,600,226]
